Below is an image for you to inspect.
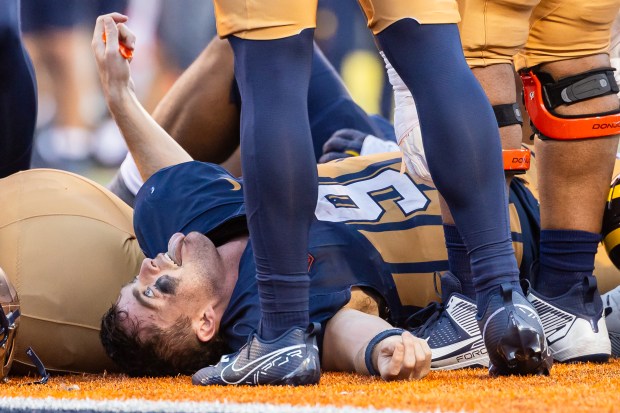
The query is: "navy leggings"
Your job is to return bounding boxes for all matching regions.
[230,42,385,161]
[229,31,317,279]
[0,0,37,178]
[377,20,519,289]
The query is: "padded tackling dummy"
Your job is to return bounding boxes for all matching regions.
[0,169,144,374]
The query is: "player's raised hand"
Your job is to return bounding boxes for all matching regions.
[92,13,136,105]
[375,331,431,381]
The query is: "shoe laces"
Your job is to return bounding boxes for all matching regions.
[406,301,445,338]
[405,272,446,337]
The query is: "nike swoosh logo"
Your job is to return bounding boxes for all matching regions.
[220,345,306,385]
[224,178,241,191]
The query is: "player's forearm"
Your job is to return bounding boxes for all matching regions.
[322,308,393,375]
[106,89,192,181]
[92,14,192,182]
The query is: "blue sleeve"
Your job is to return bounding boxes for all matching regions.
[133,161,246,257]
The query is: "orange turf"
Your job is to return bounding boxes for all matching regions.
[4,360,620,412]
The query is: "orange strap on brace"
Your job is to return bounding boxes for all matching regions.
[503,148,530,173]
[520,70,620,140]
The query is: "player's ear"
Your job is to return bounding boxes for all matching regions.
[194,306,216,342]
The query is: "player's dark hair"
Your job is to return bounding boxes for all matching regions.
[100,304,228,377]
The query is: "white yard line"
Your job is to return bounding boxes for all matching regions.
[0,397,461,413]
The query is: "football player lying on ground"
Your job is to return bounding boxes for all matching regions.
[0,13,423,381]
[106,19,620,370]
[0,12,403,379]
[1,12,617,381]
[93,14,434,382]
[92,14,620,382]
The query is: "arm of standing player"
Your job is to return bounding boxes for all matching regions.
[92,13,192,182]
[322,308,431,381]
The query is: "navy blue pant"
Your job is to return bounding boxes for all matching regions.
[0,0,37,178]
[229,31,317,338]
[377,20,519,292]
[229,42,387,160]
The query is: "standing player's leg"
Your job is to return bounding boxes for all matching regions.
[192,0,321,386]
[360,0,551,375]
[515,0,620,364]
[228,31,317,342]
[0,0,37,178]
[402,0,542,372]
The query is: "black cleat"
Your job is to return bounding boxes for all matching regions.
[192,323,321,386]
[477,283,553,376]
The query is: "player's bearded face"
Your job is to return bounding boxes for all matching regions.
[116,232,223,334]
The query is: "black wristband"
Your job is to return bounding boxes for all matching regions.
[364,328,405,376]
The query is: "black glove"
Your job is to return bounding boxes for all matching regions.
[318,128,368,164]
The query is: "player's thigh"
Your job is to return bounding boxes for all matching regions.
[213,0,317,40]
[357,0,460,34]
[458,0,538,68]
[515,0,620,70]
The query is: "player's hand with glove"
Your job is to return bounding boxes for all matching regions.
[380,51,433,186]
[319,129,367,163]
[319,128,400,164]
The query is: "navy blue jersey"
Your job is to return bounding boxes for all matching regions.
[134,161,246,257]
[133,154,539,352]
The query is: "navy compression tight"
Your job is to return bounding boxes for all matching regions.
[229,31,316,339]
[0,0,37,178]
[377,20,519,293]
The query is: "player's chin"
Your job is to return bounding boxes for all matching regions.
[184,231,217,255]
